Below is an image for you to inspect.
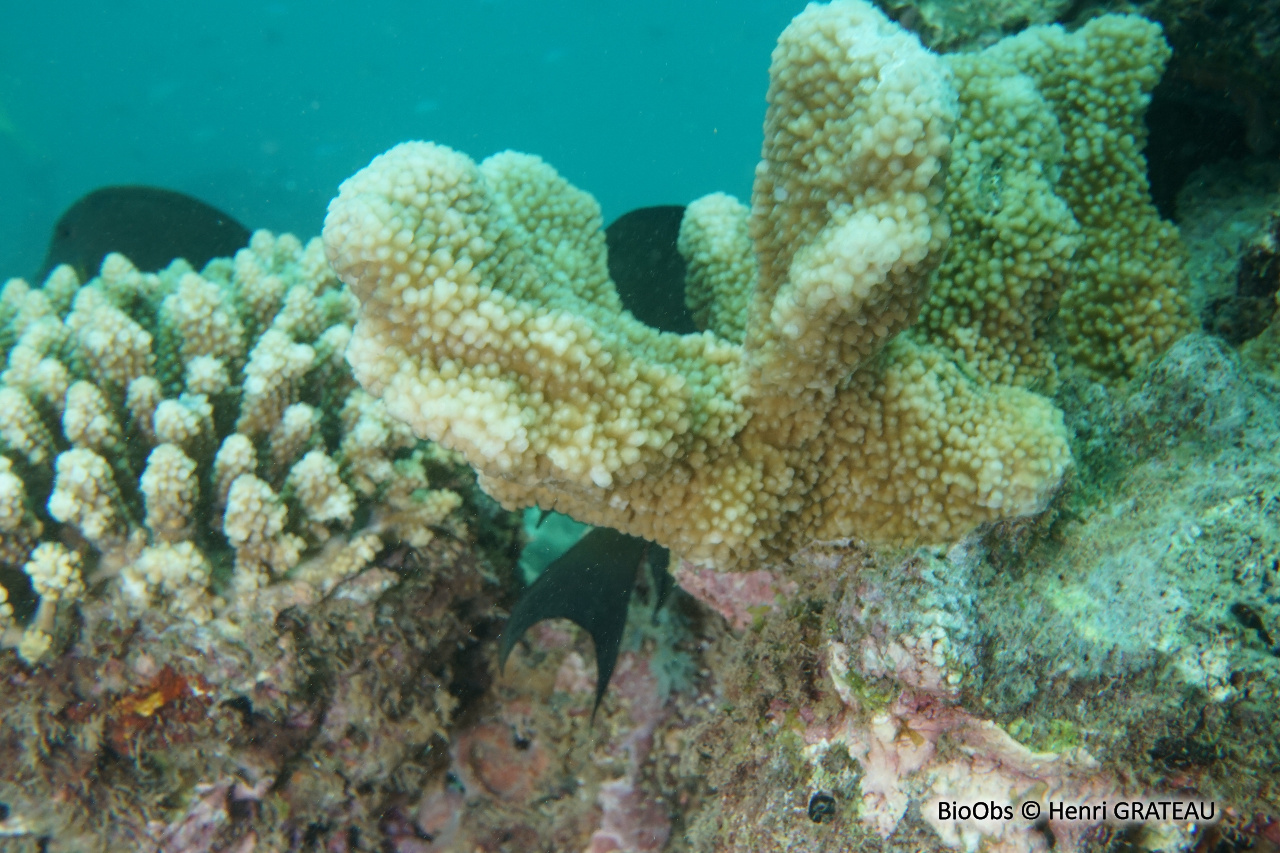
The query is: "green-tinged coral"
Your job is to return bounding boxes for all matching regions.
[915,14,1194,389]
[913,39,1080,390]
[325,0,1076,571]
[1005,15,1195,381]
[0,232,462,663]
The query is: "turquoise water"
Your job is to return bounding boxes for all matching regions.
[0,0,801,278]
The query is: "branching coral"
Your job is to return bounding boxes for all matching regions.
[0,232,462,663]
[324,0,1076,570]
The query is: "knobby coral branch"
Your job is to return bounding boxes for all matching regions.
[325,0,1187,570]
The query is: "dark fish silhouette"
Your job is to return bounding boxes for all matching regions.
[38,186,251,283]
[605,204,697,334]
[499,525,671,715]
[648,543,673,618]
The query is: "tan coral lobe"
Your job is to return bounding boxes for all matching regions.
[325,0,1074,569]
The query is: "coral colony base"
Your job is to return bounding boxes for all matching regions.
[2,1,1279,851]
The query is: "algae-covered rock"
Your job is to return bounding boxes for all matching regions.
[672,334,1280,851]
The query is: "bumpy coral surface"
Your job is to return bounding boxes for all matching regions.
[913,14,1195,390]
[0,232,462,662]
[325,0,1076,570]
[668,337,1280,853]
[1003,16,1195,381]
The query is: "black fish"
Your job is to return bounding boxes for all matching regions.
[38,186,251,283]
[499,526,670,715]
[648,544,674,619]
[605,204,697,334]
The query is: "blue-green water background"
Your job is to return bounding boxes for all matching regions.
[0,0,807,280]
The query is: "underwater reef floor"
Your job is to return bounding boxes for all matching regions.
[1,327,1278,850]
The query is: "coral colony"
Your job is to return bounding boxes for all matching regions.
[322,1,1186,569]
[2,1,1278,850]
[0,232,462,664]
